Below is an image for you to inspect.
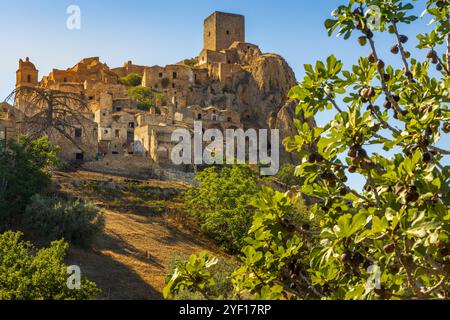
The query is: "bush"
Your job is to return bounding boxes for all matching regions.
[184,166,260,253]
[183,58,199,68]
[23,195,105,248]
[128,86,161,112]
[0,231,100,300]
[118,73,142,87]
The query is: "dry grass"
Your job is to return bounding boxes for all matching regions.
[56,170,224,300]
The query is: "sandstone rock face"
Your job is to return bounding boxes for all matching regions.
[193,50,301,164]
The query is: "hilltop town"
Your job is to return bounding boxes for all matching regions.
[1,11,301,180]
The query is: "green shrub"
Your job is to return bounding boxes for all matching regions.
[0,137,58,227]
[23,195,105,248]
[127,86,162,112]
[184,166,260,253]
[183,57,199,68]
[0,231,100,300]
[118,73,142,87]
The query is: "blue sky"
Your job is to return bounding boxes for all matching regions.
[0,0,447,189]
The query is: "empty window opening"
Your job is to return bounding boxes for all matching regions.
[226,30,230,35]
[172,72,177,79]
[128,122,135,129]
[75,128,82,138]
[27,75,31,83]
[115,130,120,138]
[172,83,175,89]
[197,114,202,120]
[89,96,94,100]
[63,78,67,83]
[227,117,232,122]
[159,72,163,78]
[75,153,84,161]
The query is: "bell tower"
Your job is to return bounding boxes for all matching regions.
[16,57,39,88]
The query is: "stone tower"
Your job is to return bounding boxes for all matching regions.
[16,57,39,88]
[204,12,245,52]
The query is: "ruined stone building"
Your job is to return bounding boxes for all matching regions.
[2,11,301,178]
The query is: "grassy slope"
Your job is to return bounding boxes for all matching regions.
[54,170,223,300]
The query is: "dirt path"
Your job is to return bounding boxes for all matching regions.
[58,170,222,300]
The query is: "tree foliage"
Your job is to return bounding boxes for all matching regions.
[127,86,164,112]
[184,166,260,253]
[118,73,143,87]
[0,137,57,226]
[0,231,100,300]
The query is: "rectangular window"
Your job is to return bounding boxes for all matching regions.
[173,72,177,79]
[128,122,135,129]
[75,153,84,161]
[75,128,82,138]
[115,130,120,138]
[159,72,163,78]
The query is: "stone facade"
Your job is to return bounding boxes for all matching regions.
[8,11,302,177]
[204,12,245,52]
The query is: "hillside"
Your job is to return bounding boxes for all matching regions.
[54,170,224,300]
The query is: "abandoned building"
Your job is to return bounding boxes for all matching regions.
[2,11,300,178]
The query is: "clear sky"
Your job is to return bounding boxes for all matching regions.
[0,0,447,189]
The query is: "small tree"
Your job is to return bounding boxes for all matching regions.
[0,231,100,300]
[0,137,58,227]
[184,166,260,253]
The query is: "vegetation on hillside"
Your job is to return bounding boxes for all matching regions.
[128,86,166,112]
[24,195,104,248]
[184,165,261,253]
[0,136,58,226]
[0,136,103,299]
[0,231,99,300]
[165,0,450,300]
[118,73,143,87]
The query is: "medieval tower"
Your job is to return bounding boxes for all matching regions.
[16,57,39,88]
[203,12,245,52]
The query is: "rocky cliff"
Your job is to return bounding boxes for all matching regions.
[192,50,302,164]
